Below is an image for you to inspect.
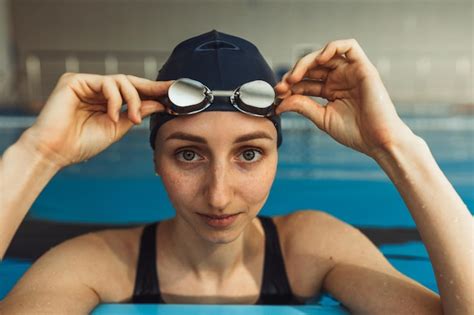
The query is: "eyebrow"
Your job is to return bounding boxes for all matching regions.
[165,131,274,144]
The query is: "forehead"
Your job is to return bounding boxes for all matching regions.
[157,111,276,142]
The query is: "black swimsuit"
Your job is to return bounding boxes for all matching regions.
[132,215,304,305]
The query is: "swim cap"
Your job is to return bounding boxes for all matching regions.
[149,30,282,150]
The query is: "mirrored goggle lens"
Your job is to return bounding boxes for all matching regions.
[168,78,207,107]
[238,80,276,109]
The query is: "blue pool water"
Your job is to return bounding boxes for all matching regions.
[1,110,473,313]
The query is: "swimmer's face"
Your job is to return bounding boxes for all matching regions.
[153,111,278,244]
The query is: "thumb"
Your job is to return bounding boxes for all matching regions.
[115,100,165,139]
[276,95,326,131]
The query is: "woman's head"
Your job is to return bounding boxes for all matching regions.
[149,30,282,243]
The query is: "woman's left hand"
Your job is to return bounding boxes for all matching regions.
[275,39,414,159]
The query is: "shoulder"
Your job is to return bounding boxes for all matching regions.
[8,225,145,303]
[270,209,365,299]
[275,209,389,267]
[274,209,361,253]
[59,226,145,300]
[47,225,143,269]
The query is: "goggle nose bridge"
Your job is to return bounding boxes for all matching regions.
[205,88,241,105]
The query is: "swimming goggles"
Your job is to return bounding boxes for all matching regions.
[159,78,281,117]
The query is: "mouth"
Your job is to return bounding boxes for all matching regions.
[196,212,241,228]
[197,213,240,219]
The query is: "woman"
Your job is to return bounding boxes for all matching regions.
[0,30,472,314]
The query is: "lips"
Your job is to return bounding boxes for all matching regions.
[197,212,241,228]
[198,213,238,219]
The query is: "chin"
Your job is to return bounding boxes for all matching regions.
[198,227,242,244]
[193,218,247,244]
[181,211,255,244]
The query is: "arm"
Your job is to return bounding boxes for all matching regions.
[275,39,473,314]
[321,210,443,314]
[0,73,171,260]
[373,133,473,314]
[0,225,142,314]
[0,233,104,314]
[298,211,442,315]
[286,209,442,314]
[0,132,59,259]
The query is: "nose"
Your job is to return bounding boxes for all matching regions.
[204,160,233,211]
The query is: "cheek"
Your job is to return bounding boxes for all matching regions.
[235,159,277,205]
[159,168,203,208]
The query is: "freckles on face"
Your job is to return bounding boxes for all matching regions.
[153,112,278,218]
[161,161,277,246]
[157,160,204,211]
[230,158,277,208]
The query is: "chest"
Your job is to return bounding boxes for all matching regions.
[100,221,332,303]
[156,251,265,304]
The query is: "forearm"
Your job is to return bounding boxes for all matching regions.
[0,130,60,260]
[374,133,473,314]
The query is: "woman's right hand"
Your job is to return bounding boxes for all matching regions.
[22,73,172,169]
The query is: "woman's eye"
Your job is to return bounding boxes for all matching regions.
[239,149,262,163]
[176,150,201,162]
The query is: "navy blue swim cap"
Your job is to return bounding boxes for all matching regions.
[149,30,282,150]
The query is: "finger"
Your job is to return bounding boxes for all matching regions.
[317,38,370,65]
[68,73,111,105]
[77,74,172,120]
[276,94,326,131]
[126,75,174,98]
[101,77,123,123]
[275,71,293,97]
[289,52,348,84]
[286,48,324,84]
[321,56,348,71]
[115,100,166,138]
[139,100,166,118]
[276,65,330,96]
[306,67,330,81]
[291,80,325,98]
[113,75,142,124]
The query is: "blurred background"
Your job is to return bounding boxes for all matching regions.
[0,0,473,306]
[0,0,472,111]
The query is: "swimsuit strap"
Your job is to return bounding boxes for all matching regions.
[257,215,303,305]
[132,222,165,303]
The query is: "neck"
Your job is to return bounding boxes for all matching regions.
[166,214,260,282]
